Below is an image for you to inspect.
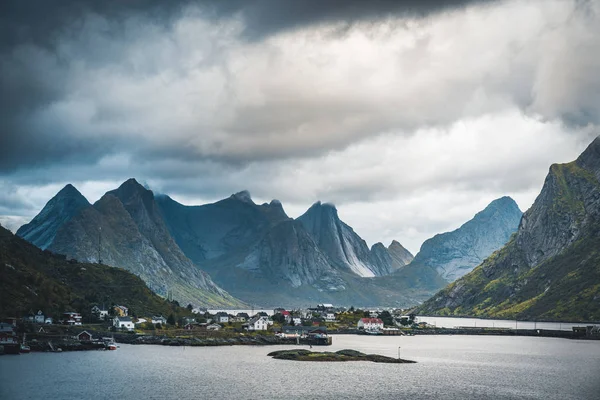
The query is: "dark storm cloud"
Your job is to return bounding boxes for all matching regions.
[0,0,490,174]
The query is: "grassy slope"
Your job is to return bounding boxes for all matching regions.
[0,226,191,319]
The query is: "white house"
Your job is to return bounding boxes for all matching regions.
[357,318,384,331]
[114,316,135,331]
[292,317,302,326]
[244,316,270,331]
[34,310,45,324]
[151,316,167,325]
[63,312,82,326]
[214,312,229,324]
[324,313,336,322]
[91,306,109,320]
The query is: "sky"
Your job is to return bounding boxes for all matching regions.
[1,0,599,254]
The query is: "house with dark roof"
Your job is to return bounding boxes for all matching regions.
[214,312,229,324]
[235,313,250,322]
[243,316,270,331]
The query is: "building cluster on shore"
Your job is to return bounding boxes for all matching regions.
[3,303,599,355]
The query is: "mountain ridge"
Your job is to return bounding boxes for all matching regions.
[416,137,600,321]
[17,179,245,308]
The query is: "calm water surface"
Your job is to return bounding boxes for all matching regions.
[1,335,599,399]
[417,316,598,331]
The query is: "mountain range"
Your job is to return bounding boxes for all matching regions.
[14,174,522,307]
[417,137,600,321]
[17,180,244,308]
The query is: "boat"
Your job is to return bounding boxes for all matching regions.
[20,333,30,353]
[364,329,383,335]
[107,343,117,351]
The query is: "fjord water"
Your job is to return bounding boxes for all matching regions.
[1,336,599,400]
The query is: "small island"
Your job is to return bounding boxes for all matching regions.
[267,349,416,363]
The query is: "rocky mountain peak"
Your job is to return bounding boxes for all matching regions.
[473,196,521,223]
[231,190,254,204]
[575,135,600,180]
[56,183,84,198]
[411,196,522,282]
[16,183,91,250]
[387,240,414,267]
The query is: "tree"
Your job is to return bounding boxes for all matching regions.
[186,304,194,312]
[379,311,394,327]
[167,314,176,326]
[272,313,286,324]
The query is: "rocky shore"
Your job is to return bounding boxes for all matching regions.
[117,334,300,347]
[267,349,416,363]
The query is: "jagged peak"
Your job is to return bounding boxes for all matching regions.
[231,190,254,204]
[389,240,406,249]
[308,200,337,210]
[485,196,521,211]
[370,242,386,251]
[56,184,87,200]
[111,178,152,196]
[472,197,522,222]
[270,199,282,206]
[300,201,339,221]
[119,178,145,190]
[575,135,600,180]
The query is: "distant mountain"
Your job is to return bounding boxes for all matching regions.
[417,137,600,321]
[158,194,418,306]
[409,196,522,282]
[155,191,289,263]
[17,184,90,250]
[0,225,192,319]
[297,202,396,277]
[387,240,414,268]
[18,180,421,308]
[17,179,245,308]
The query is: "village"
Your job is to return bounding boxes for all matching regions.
[0,303,424,354]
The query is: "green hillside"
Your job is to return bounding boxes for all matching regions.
[0,225,192,320]
[416,140,600,322]
[417,232,600,321]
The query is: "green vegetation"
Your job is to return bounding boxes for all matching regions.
[417,227,600,321]
[0,226,193,321]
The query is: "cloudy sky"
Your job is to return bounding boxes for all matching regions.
[1,0,599,253]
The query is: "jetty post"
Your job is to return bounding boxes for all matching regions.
[398,346,401,360]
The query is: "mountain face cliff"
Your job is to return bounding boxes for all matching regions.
[17,179,244,308]
[157,194,420,306]
[297,202,402,277]
[409,197,522,282]
[17,184,90,250]
[387,240,414,268]
[417,137,600,321]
